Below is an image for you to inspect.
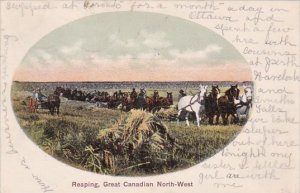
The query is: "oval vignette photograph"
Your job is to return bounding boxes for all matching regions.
[11,12,253,176]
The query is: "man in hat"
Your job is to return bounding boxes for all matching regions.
[130,88,137,99]
[117,90,123,100]
[137,88,146,109]
[178,89,186,101]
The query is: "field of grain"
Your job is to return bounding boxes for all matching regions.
[11,82,245,176]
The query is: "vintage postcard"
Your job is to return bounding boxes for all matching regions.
[1,0,299,193]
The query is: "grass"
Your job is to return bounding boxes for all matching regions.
[11,84,243,176]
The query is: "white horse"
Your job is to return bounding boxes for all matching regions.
[177,85,208,127]
[234,87,253,121]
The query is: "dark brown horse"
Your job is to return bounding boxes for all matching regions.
[159,92,173,106]
[205,85,221,125]
[218,84,240,125]
[48,94,60,115]
[144,96,155,111]
[153,90,160,105]
[150,92,173,112]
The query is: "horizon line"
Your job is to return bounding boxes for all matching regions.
[13,80,253,83]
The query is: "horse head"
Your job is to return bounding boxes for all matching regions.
[211,85,221,99]
[153,90,159,102]
[199,85,208,94]
[243,87,253,102]
[227,84,240,100]
[167,92,173,105]
[54,87,64,97]
[198,85,208,103]
[122,93,129,103]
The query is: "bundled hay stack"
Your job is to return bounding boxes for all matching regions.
[97,109,179,172]
[98,109,176,151]
[155,106,178,121]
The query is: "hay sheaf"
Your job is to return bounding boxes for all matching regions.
[98,109,177,151]
[96,109,180,173]
[155,106,178,120]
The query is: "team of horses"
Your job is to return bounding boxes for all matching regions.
[28,84,253,126]
[178,84,252,127]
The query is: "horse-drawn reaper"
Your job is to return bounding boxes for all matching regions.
[28,89,61,115]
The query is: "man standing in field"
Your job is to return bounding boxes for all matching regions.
[137,88,146,109]
[130,88,137,99]
[33,89,39,101]
[37,88,47,102]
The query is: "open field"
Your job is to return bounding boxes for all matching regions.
[11,81,248,176]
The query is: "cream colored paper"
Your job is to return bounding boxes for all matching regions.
[1,1,299,193]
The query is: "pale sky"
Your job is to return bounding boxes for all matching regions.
[14,12,251,82]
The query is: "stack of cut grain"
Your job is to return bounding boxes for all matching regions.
[155,106,178,121]
[97,109,178,164]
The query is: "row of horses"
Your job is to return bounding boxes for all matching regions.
[28,84,253,126]
[54,87,174,111]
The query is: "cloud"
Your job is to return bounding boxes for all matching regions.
[60,40,83,55]
[77,44,224,72]
[140,30,171,49]
[22,49,54,69]
[107,30,172,50]
[108,33,138,48]
[169,44,222,61]
[36,50,53,60]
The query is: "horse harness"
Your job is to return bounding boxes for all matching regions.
[179,91,204,112]
[235,99,252,111]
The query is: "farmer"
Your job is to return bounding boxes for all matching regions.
[36,88,47,102]
[130,88,137,99]
[117,90,123,100]
[33,89,39,101]
[139,88,146,98]
[137,88,146,109]
[178,89,186,101]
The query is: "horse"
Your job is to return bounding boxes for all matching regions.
[121,92,136,111]
[158,92,173,107]
[48,94,60,115]
[136,96,157,111]
[108,92,123,108]
[177,85,208,127]
[165,92,173,106]
[205,85,221,125]
[234,87,253,122]
[217,84,240,125]
[151,92,173,112]
[153,90,160,106]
